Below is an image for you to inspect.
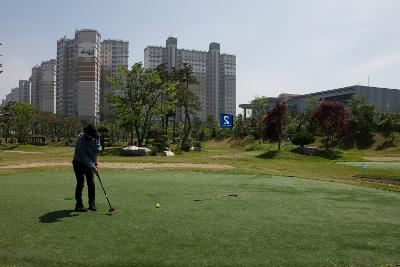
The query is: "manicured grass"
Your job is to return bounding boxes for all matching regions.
[1,169,400,266]
[2,141,400,191]
[336,162,400,169]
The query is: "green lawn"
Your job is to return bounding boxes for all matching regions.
[336,162,400,169]
[1,169,400,266]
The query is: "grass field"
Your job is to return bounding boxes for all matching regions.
[1,140,400,266]
[1,169,400,266]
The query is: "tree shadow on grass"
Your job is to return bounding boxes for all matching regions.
[256,150,279,159]
[39,210,78,223]
[314,149,343,160]
[376,140,396,151]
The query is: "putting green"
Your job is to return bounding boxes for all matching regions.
[1,169,400,266]
[336,161,400,169]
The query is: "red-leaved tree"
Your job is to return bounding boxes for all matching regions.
[311,101,347,149]
[263,101,288,151]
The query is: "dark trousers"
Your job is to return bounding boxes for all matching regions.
[73,161,95,207]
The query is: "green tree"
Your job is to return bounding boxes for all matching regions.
[172,64,200,150]
[292,131,315,148]
[234,114,248,138]
[108,63,176,146]
[61,117,82,143]
[155,64,177,134]
[10,103,38,144]
[346,95,377,147]
[0,103,13,143]
[250,96,268,139]
[36,112,57,139]
[378,112,398,143]
[304,97,320,134]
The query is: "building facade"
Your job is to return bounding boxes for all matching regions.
[4,87,19,104]
[100,39,129,120]
[289,85,400,113]
[31,59,57,113]
[144,37,236,122]
[18,80,30,104]
[56,29,101,123]
[240,85,400,116]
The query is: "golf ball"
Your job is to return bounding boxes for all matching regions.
[155,203,160,208]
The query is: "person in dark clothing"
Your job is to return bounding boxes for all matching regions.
[72,124,102,212]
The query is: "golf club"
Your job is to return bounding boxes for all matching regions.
[95,172,116,213]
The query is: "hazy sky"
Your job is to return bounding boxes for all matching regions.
[1,0,400,112]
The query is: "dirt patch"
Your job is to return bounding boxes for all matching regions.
[2,150,44,154]
[363,156,400,162]
[205,140,229,149]
[0,162,233,170]
[347,175,400,187]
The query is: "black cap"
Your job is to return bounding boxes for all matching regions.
[83,124,99,139]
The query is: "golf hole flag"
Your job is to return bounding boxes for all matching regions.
[220,114,234,129]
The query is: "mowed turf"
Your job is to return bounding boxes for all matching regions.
[1,169,400,267]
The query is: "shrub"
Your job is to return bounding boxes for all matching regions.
[180,136,193,152]
[152,134,169,152]
[292,132,315,148]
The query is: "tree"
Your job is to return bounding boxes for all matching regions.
[155,64,177,134]
[61,117,82,143]
[97,125,110,148]
[0,103,13,143]
[312,101,347,149]
[263,101,288,151]
[108,63,176,146]
[292,131,315,148]
[304,97,320,134]
[172,64,200,150]
[10,103,37,144]
[378,112,398,143]
[234,114,248,138]
[35,112,57,139]
[250,96,268,139]
[346,95,377,147]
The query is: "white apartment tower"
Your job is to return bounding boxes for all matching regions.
[18,80,30,104]
[56,29,101,124]
[144,37,236,122]
[31,59,57,113]
[100,39,129,120]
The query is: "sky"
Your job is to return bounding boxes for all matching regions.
[1,0,400,113]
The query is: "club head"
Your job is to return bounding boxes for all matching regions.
[108,208,116,213]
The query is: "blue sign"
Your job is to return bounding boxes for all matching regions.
[362,163,368,171]
[220,114,234,129]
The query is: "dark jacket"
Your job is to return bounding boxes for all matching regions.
[73,133,102,170]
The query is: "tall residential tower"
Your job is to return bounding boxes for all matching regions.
[144,37,236,122]
[18,80,31,104]
[100,39,129,120]
[31,59,57,113]
[56,29,101,123]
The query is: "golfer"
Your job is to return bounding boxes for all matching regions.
[72,124,102,212]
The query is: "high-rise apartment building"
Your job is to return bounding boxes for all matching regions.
[18,80,30,104]
[4,87,19,104]
[100,39,129,120]
[144,37,236,121]
[56,29,101,123]
[31,59,57,113]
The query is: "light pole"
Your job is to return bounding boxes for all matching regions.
[0,42,3,74]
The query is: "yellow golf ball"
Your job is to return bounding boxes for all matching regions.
[155,203,160,208]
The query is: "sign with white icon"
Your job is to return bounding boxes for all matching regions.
[220,114,233,129]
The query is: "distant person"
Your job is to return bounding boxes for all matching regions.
[72,124,102,212]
